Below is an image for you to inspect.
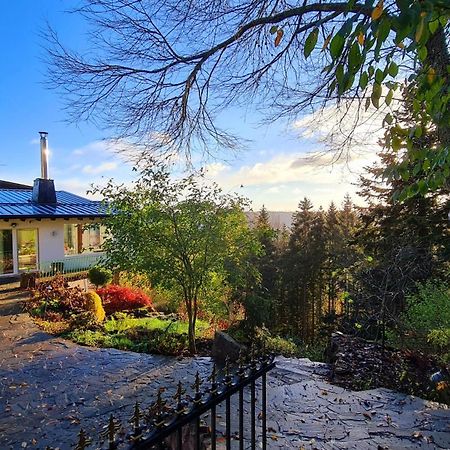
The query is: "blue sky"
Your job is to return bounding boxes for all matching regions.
[0,1,378,211]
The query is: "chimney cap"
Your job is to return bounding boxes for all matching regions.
[39,131,48,137]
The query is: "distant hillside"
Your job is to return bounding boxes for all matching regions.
[246,211,293,230]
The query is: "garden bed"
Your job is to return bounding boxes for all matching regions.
[66,314,212,355]
[328,332,450,405]
[25,276,215,356]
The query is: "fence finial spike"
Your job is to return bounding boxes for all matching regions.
[100,413,121,448]
[224,356,234,386]
[129,401,144,441]
[250,342,257,368]
[225,356,230,375]
[192,371,202,393]
[173,380,187,415]
[74,428,92,450]
[238,349,246,375]
[146,387,168,428]
[209,363,218,394]
[192,371,204,405]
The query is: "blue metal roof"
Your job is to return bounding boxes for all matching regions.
[0,189,108,219]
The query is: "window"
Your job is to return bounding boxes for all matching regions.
[64,223,106,255]
[0,230,13,274]
[64,224,79,255]
[17,229,38,271]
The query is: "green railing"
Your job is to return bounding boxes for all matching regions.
[39,252,106,277]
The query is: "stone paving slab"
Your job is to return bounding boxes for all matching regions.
[1,292,449,449]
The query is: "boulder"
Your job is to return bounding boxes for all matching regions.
[212,331,242,363]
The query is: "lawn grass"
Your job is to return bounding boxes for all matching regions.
[103,315,209,334]
[66,315,212,355]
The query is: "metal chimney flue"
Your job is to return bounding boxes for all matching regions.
[32,131,57,204]
[39,131,49,179]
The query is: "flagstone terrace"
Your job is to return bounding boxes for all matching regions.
[0,290,449,449]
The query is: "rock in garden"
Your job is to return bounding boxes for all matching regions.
[212,331,242,363]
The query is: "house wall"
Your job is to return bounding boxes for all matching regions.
[36,221,65,262]
[0,218,102,276]
[0,220,65,270]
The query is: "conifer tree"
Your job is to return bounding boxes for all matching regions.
[350,88,450,340]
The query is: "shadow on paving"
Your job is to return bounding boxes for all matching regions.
[0,290,27,316]
[0,293,449,450]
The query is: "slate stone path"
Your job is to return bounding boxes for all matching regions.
[1,292,449,450]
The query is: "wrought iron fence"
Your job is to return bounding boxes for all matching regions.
[68,351,275,450]
[38,252,106,278]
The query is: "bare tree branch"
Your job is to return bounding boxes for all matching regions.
[45,0,445,163]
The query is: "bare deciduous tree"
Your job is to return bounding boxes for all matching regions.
[46,0,448,167]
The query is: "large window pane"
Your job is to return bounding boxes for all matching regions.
[64,224,79,255]
[0,230,13,274]
[17,229,38,271]
[82,225,104,252]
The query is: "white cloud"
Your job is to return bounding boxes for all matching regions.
[71,141,110,157]
[204,162,229,178]
[208,149,376,189]
[293,88,401,157]
[56,178,95,198]
[265,185,285,194]
[82,161,118,175]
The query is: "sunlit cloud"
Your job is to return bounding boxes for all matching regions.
[56,178,96,198]
[265,185,286,194]
[204,162,230,178]
[82,161,118,175]
[71,141,112,157]
[293,87,401,158]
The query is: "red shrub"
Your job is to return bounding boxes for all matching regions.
[96,285,154,315]
[216,319,230,331]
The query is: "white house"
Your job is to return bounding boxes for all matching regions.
[0,132,108,279]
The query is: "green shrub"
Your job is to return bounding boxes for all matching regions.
[88,266,113,287]
[296,339,327,362]
[152,286,181,313]
[254,326,299,357]
[396,279,450,360]
[68,329,136,350]
[84,291,106,322]
[70,311,102,330]
[243,294,273,328]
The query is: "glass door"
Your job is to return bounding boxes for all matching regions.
[17,229,38,272]
[0,230,13,274]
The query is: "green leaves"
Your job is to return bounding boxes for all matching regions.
[388,62,399,77]
[371,83,382,108]
[348,42,362,72]
[428,19,440,34]
[375,68,385,84]
[335,64,345,87]
[417,45,428,62]
[359,71,369,90]
[304,28,319,59]
[385,89,394,106]
[269,25,278,34]
[330,34,345,60]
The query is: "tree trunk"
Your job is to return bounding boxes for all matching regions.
[185,296,197,354]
